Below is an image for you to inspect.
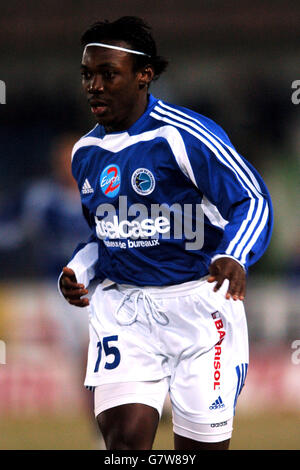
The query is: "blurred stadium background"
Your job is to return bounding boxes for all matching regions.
[0,0,299,450]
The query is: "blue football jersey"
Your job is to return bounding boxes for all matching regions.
[66,94,273,287]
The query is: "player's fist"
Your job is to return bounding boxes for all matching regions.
[208,257,246,301]
[60,266,90,307]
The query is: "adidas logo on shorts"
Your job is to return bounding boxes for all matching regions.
[209,396,225,410]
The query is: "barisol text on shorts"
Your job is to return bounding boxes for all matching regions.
[94,195,204,251]
[0,80,6,104]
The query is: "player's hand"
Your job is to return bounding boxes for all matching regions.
[208,257,246,301]
[60,266,90,307]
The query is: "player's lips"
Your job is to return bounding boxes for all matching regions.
[89,100,109,115]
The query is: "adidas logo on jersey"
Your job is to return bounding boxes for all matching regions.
[82,179,94,194]
[209,396,225,410]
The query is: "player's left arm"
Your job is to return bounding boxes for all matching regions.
[208,256,246,300]
[184,128,273,300]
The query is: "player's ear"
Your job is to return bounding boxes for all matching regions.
[138,65,154,89]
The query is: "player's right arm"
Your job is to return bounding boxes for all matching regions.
[60,266,90,307]
[60,139,102,306]
[58,234,99,307]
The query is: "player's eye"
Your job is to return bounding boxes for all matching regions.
[103,71,116,80]
[81,70,92,80]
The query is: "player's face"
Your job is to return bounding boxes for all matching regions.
[81,43,150,132]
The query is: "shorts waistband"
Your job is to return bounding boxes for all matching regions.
[102,276,209,299]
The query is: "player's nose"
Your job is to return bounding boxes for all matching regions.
[87,74,104,93]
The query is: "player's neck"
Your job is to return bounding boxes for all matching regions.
[104,93,149,134]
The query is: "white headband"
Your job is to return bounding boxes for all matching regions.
[83,42,150,57]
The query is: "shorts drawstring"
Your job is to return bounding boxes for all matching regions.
[114,288,169,330]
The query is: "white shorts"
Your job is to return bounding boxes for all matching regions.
[85,277,249,442]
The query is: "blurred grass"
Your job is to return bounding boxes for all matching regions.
[0,411,299,450]
[154,411,300,450]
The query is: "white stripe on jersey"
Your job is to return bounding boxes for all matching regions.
[201,195,228,230]
[157,101,263,193]
[152,104,261,197]
[239,204,269,264]
[225,198,256,257]
[150,104,268,263]
[71,126,197,186]
[233,197,264,260]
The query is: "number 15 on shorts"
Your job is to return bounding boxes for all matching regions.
[94,335,121,372]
